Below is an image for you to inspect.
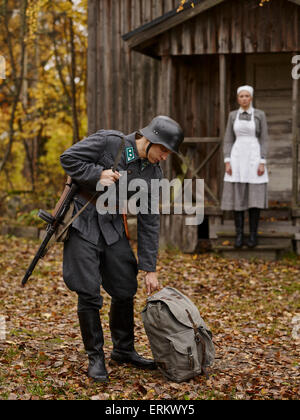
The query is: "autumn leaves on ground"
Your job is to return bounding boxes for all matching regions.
[0,235,299,400]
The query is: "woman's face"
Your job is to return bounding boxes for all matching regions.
[237,91,252,109]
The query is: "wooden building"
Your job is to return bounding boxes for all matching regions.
[87,0,300,257]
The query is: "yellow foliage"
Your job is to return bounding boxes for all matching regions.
[0,0,88,202]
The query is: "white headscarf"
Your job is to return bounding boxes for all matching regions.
[237,85,254,97]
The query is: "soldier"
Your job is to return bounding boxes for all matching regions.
[60,116,184,382]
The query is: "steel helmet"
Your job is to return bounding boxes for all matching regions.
[140,116,184,154]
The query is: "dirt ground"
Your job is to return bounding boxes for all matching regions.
[0,235,299,400]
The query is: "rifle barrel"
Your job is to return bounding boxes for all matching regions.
[21,230,54,286]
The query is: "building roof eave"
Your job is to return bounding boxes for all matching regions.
[122,0,225,51]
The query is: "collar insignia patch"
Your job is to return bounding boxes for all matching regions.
[126,147,135,163]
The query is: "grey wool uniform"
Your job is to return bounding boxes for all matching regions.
[60,130,163,312]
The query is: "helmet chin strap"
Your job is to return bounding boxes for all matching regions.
[146,142,153,158]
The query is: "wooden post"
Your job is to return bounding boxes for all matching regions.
[159,55,174,180]
[87,0,98,135]
[292,68,299,209]
[219,54,226,204]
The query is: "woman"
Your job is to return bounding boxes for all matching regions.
[221,85,269,248]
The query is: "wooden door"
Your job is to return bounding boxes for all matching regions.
[246,53,293,203]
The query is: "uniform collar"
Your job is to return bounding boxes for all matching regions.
[124,132,158,168]
[238,105,253,115]
[124,132,141,163]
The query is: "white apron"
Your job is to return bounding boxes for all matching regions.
[224,109,269,184]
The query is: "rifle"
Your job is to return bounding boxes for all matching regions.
[21,176,78,287]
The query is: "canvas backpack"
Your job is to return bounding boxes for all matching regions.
[141,287,215,383]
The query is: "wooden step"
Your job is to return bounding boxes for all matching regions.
[215,231,293,238]
[209,220,297,239]
[214,231,293,247]
[213,244,292,261]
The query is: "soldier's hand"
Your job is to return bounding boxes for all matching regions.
[100,169,121,186]
[144,272,159,296]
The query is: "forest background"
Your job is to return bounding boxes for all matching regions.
[0,0,87,226]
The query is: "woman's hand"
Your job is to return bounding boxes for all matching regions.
[225,162,232,176]
[99,169,121,186]
[257,163,265,176]
[144,272,159,296]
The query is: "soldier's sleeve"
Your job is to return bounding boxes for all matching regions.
[136,166,162,272]
[60,132,107,190]
[137,212,160,272]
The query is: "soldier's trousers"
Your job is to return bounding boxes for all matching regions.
[62,227,138,312]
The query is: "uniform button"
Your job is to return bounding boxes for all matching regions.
[128,170,132,174]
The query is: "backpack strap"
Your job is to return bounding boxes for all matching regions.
[186,309,209,379]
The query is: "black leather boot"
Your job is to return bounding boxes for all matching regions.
[77,310,109,382]
[234,211,244,248]
[109,297,156,370]
[247,208,260,248]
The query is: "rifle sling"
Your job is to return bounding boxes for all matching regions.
[55,191,98,241]
[57,189,130,241]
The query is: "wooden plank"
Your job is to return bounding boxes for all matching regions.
[231,0,242,53]
[218,2,228,53]
[101,0,110,127]
[204,182,219,205]
[184,137,221,143]
[164,0,176,15]
[292,68,299,207]
[182,21,192,55]
[219,54,226,202]
[121,0,128,132]
[144,0,152,24]
[125,0,133,132]
[98,0,106,128]
[194,11,204,54]
[111,0,119,129]
[194,143,220,175]
[152,0,163,20]
[87,0,97,134]
[160,55,174,180]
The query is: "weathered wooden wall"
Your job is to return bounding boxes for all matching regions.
[156,0,300,55]
[87,0,178,136]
